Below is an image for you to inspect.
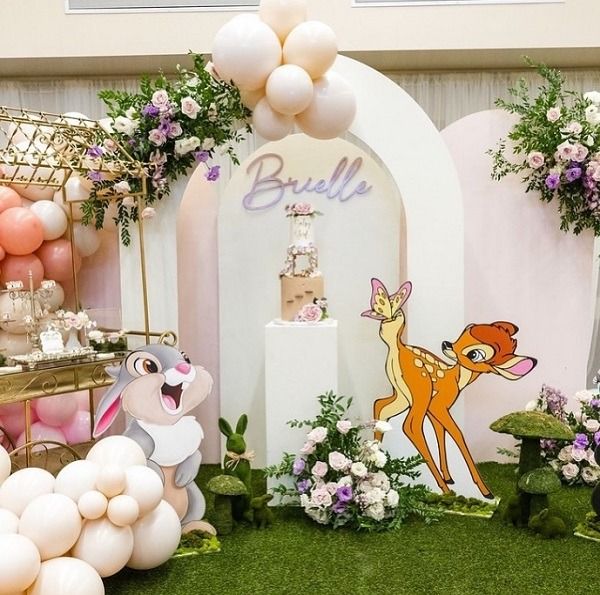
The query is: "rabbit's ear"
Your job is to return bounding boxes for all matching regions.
[236,414,248,435]
[218,417,233,437]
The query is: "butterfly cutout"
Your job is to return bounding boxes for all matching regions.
[361,278,412,321]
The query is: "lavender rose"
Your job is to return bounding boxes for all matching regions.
[292,458,306,475]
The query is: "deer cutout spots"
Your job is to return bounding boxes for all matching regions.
[425,364,434,374]
[414,359,424,368]
[436,370,445,379]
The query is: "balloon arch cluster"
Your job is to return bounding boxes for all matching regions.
[212,0,357,141]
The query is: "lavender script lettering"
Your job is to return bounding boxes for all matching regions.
[242,153,372,211]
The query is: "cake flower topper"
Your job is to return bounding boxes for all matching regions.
[285,202,322,217]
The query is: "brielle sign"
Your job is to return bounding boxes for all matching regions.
[242,153,372,211]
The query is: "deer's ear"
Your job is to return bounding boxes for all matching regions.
[492,355,537,380]
[492,321,519,336]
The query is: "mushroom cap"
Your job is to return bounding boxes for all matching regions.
[518,467,562,494]
[206,474,248,496]
[490,411,574,440]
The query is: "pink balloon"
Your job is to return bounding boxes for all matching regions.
[0,253,45,288]
[36,394,79,427]
[0,187,22,214]
[1,412,26,440]
[74,391,91,411]
[36,239,81,282]
[0,402,24,416]
[16,422,67,450]
[62,410,91,444]
[0,245,5,261]
[0,207,44,255]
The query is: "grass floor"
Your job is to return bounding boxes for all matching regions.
[105,463,598,595]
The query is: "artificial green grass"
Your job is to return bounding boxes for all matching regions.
[105,463,598,595]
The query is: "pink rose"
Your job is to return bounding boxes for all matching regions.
[307,426,327,443]
[295,304,323,323]
[324,482,338,495]
[328,451,350,472]
[556,141,575,161]
[122,196,135,207]
[564,121,583,135]
[310,487,332,508]
[181,96,200,119]
[584,418,600,432]
[312,461,328,478]
[293,202,313,215]
[141,207,156,219]
[148,129,167,147]
[151,89,169,108]
[336,420,352,434]
[573,143,589,162]
[547,106,561,122]
[571,447,587,462]
[103,139,118,153]
[167,122,183,139]
[562,462,579,480]
[300,441,316,455]
[527,151,545,169]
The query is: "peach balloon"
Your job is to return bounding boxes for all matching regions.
[36,239,81,282]
[29,200,68,241]
[0,207,44,255]
[283,21,338,79]
[259,0,307,42]
[266,64,314,116]
[0,187,22,214]
[240,87,265,110]
[252,97,294,141]
[0,246,5,261]
[0,253,44,288]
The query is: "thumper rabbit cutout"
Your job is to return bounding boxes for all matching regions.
[94,344,215,534]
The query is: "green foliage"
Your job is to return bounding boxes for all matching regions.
[174,531,221,557]
[489,59,600,236]
[424,491,498,518]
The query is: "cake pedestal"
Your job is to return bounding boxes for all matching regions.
[265,319,338,501]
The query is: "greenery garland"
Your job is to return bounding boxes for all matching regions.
[490,61,600,236]
[82,53,250,245]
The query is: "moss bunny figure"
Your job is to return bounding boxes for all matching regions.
[219,414,253,522]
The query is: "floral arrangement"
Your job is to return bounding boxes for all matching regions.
[526,384,600,486]
[265,392,436,531]
[294,298,329,323]
[83,53,250,245]
[490,61,600,235]
[87,329,127,353]
[285,202,322,218]
[55,310,96,331]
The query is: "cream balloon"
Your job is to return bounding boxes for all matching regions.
[77,490,108,521]
[0,509,19,534]
[0,294,29,336]
[44,281,65,312]
[73,223,101,258]
[72,517,133,578]
[28,200,68,241]
[0,468,54,516]
[5,121,36,146]
[54,112,95,129]
[259,0,307,42]
[86,436,147,469]
[53,176,88,221]
[54,459,100,503]
[96,464,126,498]
[127,500,181,570]
[0,443,10,484]
[296,72,357,139]
[283,21,338,79]
[212,14,282,91]
[122,465,164,516]
[18,493,82,561]
[107,494,139,527]
[0,534,41,595]
[240,87,265,110]
[27,557,104,595]
[252,97,294,141]
[266,64,314,116]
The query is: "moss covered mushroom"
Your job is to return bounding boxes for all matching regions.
[206,475,248,535]
[490,410,573,527]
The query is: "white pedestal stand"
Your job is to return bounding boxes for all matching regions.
[265,319,338,500]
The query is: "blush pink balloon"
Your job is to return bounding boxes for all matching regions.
[0,187,22,214]
[0,207,44,255]
[0,402,24,416]
[36,239,81,282]
[16,422,67,451]
[36,394,79,428]
[1,412,26,441]
[62,410,92,445]
[0,245,5,261]
[74,391,91,411]
[0,253,45,288]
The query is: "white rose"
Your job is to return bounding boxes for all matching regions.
[373,451,387,468]
[558,445,573,462]
[588,449,600,467]
[306,507,329,524]
[307,426,328,444]
[374,420,393,434]
[299,494,310,509]
[585,419,600,433]
[125,107,137,119]
[122,196,135,207]
[586,105,600,126]
[181,96,200,119]
[174,136,201,156]
[365,502,385,521]
[336,420,352,434]
[202,137,216,151]
[584,91,600,105]
[575,390,594,403]
[328,451,350,472]
[350,462,368,478]
[581,466,600,485]
[546,106,561,122]
[310,487,332,508]
[562,462,579,480]
[88,330,103,341]
[369,471,390,492]
[385,489,399,508]
[113,116,139,136]
[337,475,353,488]
[363,487,385,505]
[113,180,131,194]
[324,482,338,495]
[524,400,539,412]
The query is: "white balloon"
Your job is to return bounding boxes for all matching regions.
[122,465,164,516]
[107,494,139,527]
[27,557,104,595]
[18,493,82,561]
[212,14,282,91]
[73,223,101,258]
[0,533,41,595]
[266,64,314,116]
[283,21,338,79]
[252,97,294,141]
[78,491,108,521]
[127,500,181,570]
[28,200,68,241]
[44,281,65,312]
[96,465,125,498]
[0,444,10,484]
[0,294,29,336]
[240,87,265,110]
[53,176,89,221]
[0,468,54,516]
[0,509,19,534]
[259,0,307,42]
[54,112,95,129]
[86,436,147,469]
[55,460,100,503]
[296,72,357,139]
[72,517,133,578]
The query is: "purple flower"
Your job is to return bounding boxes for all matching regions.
[292,458,305,476]
[127,138,137,147]
[142,104,160,118]
[86,145,104,158]
[332,501,347,514]
[565,167,582,182]
[87,170,104,182]
[194,150,210,163]
[545,173,560,190]
[336,485,353,503]
[590,399,600,408]
[595,431,600,446]
[573,433,589,449]
[297,479,311,494]
[540,439,556,450]
[158,119,171,135]
[205,165,220,182]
